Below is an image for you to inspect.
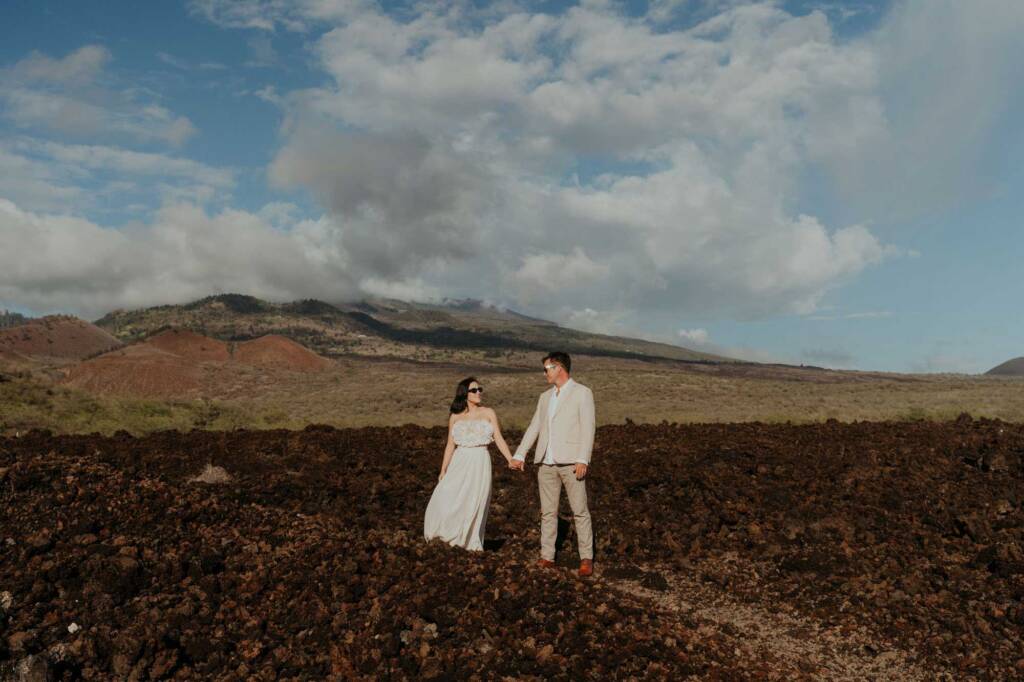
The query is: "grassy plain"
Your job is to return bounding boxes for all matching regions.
[3,352,1023,436]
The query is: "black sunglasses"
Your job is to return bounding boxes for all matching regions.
[468,387,484,394]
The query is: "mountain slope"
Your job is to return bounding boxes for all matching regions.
[986,357,1024,376]
[0,315,121,361]
[95,294,728,364]
[62,328,332,398]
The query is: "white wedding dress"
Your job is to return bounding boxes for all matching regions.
[423,418,494,551]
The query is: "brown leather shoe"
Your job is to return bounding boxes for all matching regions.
[578,559,594,577]
[536,558,556,569]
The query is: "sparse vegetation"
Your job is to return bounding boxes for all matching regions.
[4,358,1024,436]
[0,310,29,329]
[0,372,251,435]
[5,294,1023,435]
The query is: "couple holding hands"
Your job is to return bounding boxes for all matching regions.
[423,352,596,577]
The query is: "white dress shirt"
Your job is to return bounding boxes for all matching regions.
[542,379,574,465]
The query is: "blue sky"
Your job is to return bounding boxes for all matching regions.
[1,0,1022,374]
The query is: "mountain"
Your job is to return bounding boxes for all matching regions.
[94,294,728,364]
[985,357,1024,376]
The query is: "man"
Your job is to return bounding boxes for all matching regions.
[511,352,596,577]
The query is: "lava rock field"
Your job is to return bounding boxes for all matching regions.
[2,417,1023,679]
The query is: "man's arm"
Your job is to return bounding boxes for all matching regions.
[512,396,543,464]
[576,387,596,467]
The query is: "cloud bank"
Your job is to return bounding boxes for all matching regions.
[258,1,913,323]
[2,1,1022,333]
[0,199,356,317]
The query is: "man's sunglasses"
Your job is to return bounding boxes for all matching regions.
[468,387,484,394]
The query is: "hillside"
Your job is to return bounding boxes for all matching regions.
[0,315,121,362]
[986,357,1024,376]
[94,294,728,365]
[62,329,332,398]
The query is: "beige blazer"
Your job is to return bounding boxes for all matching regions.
[514,380,596,465]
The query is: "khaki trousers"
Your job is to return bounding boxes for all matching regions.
[538,464,593,561]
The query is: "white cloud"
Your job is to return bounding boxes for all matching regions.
[6,45,110,84]
[0,137,234,214]
[0,146,86,212]
[359,276,443,303]
[13,139,233,187]
[806,310,892,321]
[805,2,880,25]
[253,2,906,324]
[561,307,630,336]
[157,52,190,70]
[252,85,283,105]
[186,0,363,32]
[678,327,711,345]
[1,45,198,147]
[512,248,610,303]
[257,201,302,228]
[0,199,357,318]
[246,35,280,67]
[187,0,293,31]
[269,126,492,279]
[814,0,1024,220]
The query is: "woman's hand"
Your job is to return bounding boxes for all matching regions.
[438,470,446,482]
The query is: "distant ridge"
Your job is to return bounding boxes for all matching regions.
[94,293,729,364]
[986,357,1024,376]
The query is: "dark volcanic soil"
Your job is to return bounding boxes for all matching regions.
[1,418,1023,680]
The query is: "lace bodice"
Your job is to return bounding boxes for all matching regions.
[452,419,494,447]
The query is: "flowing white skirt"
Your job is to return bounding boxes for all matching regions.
[423,445,492,551]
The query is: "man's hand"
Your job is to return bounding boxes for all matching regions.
[574,463,588,480]
[509,459,525,471]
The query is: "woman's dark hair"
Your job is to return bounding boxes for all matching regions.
[449,376,479,414]
[543,351,571,374]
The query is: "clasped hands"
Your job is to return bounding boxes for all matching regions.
[506,457,587,480]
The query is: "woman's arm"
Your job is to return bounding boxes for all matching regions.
[488,409,514,464]
[438,415,457,480]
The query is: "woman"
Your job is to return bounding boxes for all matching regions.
[423,377,515,551]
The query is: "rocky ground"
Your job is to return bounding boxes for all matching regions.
[1,417,1023,680]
